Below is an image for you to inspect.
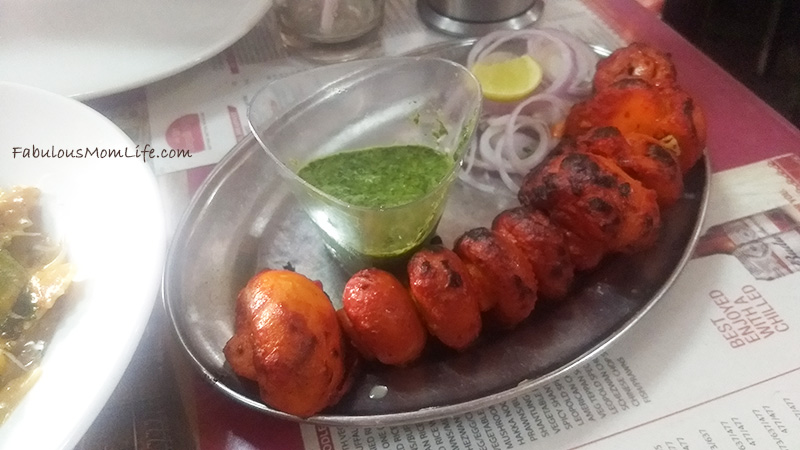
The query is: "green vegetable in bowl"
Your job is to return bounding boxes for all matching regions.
[0,251,27,319]
[0,186,75,424]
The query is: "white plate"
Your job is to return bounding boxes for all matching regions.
[0,0,274,100]
[0,82,165,448]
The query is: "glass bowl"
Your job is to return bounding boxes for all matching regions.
[248,56,482,271]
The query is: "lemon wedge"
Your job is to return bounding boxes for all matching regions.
[471,54,543,103]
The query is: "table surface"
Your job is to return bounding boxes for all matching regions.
[71,0,800,449]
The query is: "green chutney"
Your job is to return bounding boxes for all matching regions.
[297,145,453,208]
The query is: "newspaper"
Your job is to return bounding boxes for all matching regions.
[296,154,800,449]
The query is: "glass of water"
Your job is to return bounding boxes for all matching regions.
[276,0,386,63]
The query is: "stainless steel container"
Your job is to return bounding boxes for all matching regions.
[426,0,536,22]
[417,0,543,36]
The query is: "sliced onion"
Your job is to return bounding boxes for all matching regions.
[542,28,600,97]
[459,28,599,195]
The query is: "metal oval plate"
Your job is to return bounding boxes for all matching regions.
[163,41,710,426]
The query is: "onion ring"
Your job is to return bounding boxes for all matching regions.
[460,29,601,195]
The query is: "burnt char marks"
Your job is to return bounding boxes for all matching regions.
[454,227,538,328]
[407,246,482,351]
[442,259,464,288]
[588,197,614,214]
[589,126,622,139]
[646,143,675,165]
[519,152,661,254]
[492,207,575,301]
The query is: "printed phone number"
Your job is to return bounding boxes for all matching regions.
[12,144,192,163]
